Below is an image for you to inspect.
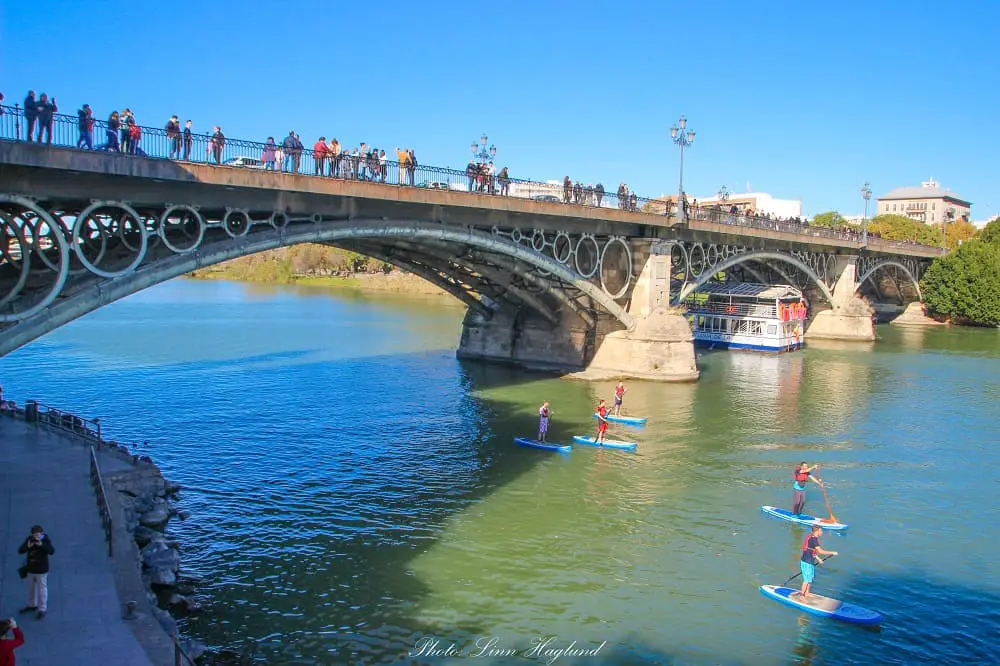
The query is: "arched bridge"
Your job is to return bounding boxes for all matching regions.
[0,142,940,380]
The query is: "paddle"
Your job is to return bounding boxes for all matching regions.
[781,554,836,586]
[817,465,839,524]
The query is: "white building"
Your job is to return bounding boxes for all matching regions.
[877,178,971,224]
[691,191,803,219]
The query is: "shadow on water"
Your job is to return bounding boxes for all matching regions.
[787,569,1000,666]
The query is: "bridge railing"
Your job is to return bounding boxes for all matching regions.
[0,103,941,252]
[24,400,103,441]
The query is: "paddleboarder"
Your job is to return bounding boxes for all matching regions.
[612,382,627,416]
[538,401,551,443]
[595,399,609,444]
[796,524,838,601]
[792,462,822,516]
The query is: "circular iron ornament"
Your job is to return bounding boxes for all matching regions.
[0,195,71,323]
[825,255,837,284]
[511,228,522,244]
[159,205,206,254]
[599,236,633,300]
[573,234,601,279]
[706,244,720,266]
[23,213,65,273]
[223,209,251,238]
[531,229,547,252]
[0,211,32,309]
[670,242,690,281]
[688,243,706,278]
[68,211,109,276]
[116,213,147,254]
[270,211,290,231]
[552,232,573,264]
[72,201,149,278]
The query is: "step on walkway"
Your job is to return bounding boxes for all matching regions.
[0,417,154,666]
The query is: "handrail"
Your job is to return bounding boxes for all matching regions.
[171,635,198,666]
[88,445,113,557]
[0,102,942,252]
[29,400,102,441]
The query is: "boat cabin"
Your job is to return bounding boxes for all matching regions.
[684,283,808,352]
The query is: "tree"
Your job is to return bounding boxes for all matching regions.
[980,217,1000,246]
[921,238,1000,325]
[943,218,978,251]
[868,214,941,246]
[810,211,847,228]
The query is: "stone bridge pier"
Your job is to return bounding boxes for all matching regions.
[457,239,699,382]
[804,256,876,342]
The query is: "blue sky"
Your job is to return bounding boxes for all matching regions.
[1,1,996,218]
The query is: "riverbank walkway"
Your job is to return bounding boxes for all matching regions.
[0,416,154,665]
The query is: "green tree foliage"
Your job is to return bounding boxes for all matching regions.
[979,217,1000,246]
[810,211,846,228]
[868,214,942,246]
[921,238,1000,325]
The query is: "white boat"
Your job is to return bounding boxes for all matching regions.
[685,283,807,353]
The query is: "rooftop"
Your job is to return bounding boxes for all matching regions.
[878,178,971,204]
[692,282,803,299]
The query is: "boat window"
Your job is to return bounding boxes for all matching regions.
[767,325,777,336]
[697,315,705,329]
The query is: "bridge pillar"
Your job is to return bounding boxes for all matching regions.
[457,308,593,371]
[805,256,876,342]
[579,242,699,382]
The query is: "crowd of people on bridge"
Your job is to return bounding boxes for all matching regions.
[0,88,939,250]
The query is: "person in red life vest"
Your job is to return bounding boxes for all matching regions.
[797,525,838,601]
[537,401,551,443]
[792,461,822,516]
[595,399,609,443]
[0,617,25,666]
[612,381,627,416]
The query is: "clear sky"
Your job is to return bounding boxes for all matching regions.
[1,1,996,218]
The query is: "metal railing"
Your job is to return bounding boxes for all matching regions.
[88,445,114,557]
[26,400,102,441]
[172,635,198,666]
[686,300,782,319]
[0,102,943,251]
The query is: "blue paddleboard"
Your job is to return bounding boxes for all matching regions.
[572,435,637,451]
[759,585,882,625]
[761,506,848,530]
[514,437,571,453]
[593,413,648,427]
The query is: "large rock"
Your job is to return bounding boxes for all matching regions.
[142,540,181,572]
[168,593,202,616]
[164,479,182,497]
[133,526,165,548]
[152,607,177,636]
[139,499,173,529]
[179,638,207,662]
[148,567,176,587]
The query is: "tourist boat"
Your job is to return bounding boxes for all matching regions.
[684,283,807,353]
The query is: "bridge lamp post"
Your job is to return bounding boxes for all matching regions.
[670,116,695,223]
[470,134,496,165]
[861,182,872,246]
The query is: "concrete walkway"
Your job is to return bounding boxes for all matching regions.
[0,417,154,666]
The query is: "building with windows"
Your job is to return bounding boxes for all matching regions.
[877,179,971,224]
[652,191,803,219]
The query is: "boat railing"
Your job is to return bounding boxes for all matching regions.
[686,301,778,319]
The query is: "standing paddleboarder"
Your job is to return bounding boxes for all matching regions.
[538,401,551,442]
[595,399,609,444]
[797,524,838,601]
[792,462,822,516]
[613,382,627,416]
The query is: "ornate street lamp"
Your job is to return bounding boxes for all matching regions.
[943,208,955,253]
[861,182,872,246]
[470,133,496,165]
[670,116,696,223]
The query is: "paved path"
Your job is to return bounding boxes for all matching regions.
[0,417,154,666]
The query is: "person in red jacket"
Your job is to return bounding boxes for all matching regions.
[0,618,25,666]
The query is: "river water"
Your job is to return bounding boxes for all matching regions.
[2,279,999,665]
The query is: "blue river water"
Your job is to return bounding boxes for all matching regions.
[1,278,999,665]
